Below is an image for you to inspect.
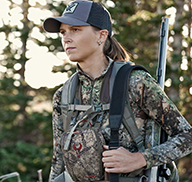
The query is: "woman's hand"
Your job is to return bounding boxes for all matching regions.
[102,145,147,173]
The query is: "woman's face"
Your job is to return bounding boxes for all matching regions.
[60,23,101,63]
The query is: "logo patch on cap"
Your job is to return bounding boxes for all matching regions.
[64,2,78,14]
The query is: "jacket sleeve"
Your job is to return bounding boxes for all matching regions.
[49,87,65,182]
[129,70,192,169]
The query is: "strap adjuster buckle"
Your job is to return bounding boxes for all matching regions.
[109,141,119,150]
[93,105,102,112]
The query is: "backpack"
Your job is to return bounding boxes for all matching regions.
[60,61,130,181]
[59,61,178,182]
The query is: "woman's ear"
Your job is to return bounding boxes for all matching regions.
[98,29,109,44]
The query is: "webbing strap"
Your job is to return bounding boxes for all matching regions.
[60,104,110,112]
[123,105,145,152]
[64,112,99,150]
[109,63,148,182]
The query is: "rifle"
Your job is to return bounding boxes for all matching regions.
[156,17,171,182]
[145,17,170,182]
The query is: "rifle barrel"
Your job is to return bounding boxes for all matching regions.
[157,17,169,90]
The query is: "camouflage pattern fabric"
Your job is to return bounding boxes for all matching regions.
[48,60,192,182]
[61,127,105,181]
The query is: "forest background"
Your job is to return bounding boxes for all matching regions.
[0,0,192,181]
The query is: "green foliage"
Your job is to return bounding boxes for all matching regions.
[0,110,52,182]
[0,141,52,182]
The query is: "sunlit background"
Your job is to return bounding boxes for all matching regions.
[0,0,71,89]
[1,0,191,90]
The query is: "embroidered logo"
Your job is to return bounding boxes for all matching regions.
[73,143,82,158]
[64,2,78,14]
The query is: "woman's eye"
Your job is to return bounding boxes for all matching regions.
[73,28,79,32]
[60,31,66,35]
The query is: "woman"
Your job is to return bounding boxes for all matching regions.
[43,0,192,181]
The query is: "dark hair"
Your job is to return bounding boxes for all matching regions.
[103,36,130,62]
[92,26,131,62]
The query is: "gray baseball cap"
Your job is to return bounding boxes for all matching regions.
[43,0,112,36]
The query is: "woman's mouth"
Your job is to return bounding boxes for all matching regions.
[66,47,75,52]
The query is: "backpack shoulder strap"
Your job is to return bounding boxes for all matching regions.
[100,61,134,103]
[109,61,134,98]
[61,72,79,104]
[60,72,79,131]
[122,65,148,152]
[109,63,148,149]
[109,63,148,182]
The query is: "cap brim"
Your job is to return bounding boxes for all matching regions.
[43,16,90,33]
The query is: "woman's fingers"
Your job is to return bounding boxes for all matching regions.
[102,146,147,173]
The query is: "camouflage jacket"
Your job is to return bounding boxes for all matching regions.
[49,59,192,182]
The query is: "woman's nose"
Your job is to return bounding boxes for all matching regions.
[62,33,72,44]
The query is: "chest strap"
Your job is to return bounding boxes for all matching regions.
[60,103,110,112]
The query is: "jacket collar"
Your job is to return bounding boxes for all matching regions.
[77,56,114,80]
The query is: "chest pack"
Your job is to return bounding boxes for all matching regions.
[59,61,178,182]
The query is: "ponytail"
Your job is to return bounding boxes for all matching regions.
[103,36,131,62]
[91,26,131,62]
